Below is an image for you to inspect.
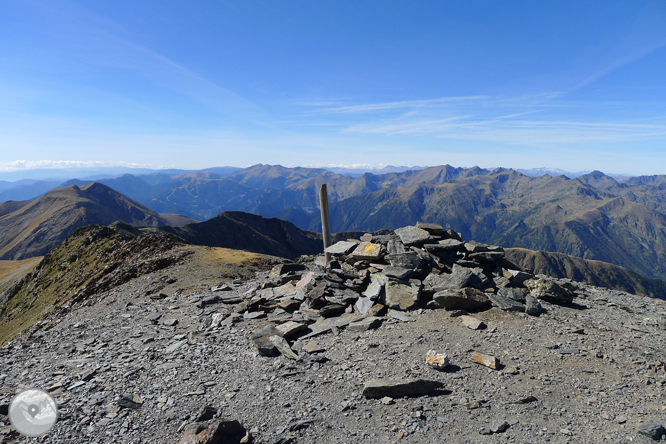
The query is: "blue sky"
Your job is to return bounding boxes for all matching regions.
[1,0,666,175]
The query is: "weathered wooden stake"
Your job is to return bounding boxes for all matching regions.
[319,184,332,264]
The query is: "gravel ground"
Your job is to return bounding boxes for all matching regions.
[2,246,666,443]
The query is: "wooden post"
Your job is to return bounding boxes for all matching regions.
[319,184,332,264]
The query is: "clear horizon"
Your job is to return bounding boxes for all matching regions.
[2,1,666,175]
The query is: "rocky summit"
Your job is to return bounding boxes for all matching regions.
[1,222,666,443]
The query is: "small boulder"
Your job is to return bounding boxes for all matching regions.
[362,379,444,399]
[394,226,432,246]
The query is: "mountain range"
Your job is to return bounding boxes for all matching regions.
[0,183,194,261]
[2,164,666,286]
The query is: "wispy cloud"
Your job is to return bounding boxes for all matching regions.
[297,90,666,145]
[0,160,159,172]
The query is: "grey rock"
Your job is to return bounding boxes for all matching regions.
[348,316,383,331]
[464,241,489,253]
[362,379,445,399]
[166,340,188,353]
[385,280,421,310]
[275,321,307,338]
[382,266,412,280]
[525,278,574,303]
[387,239,406,255]
[163,318,178,327]
[388,310,410,322]
[387,251,423,270]
[251,325,282,356]
[638,422,665,440]
[504,269,532,286]
[478,427,492,435]
[424,239,464,253]
[487,293,525,311]
[363,278,385,300]
[394,226,432,246]
[433,288,491,310]
[325,241,358,255]
[431,264,475,290]
[350,242,384,261]
[498,287,526,302]
[525,295,544,315]
[355,297,374,316]
[415,221,444,234]
[468,251,505,263]
[269,335,299,360]
[491,420,510,433]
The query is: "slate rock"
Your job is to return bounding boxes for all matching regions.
[504,269,532,286]
[251,325,282,356]
[431,264,474,290]
[487,293,525,311]
[460,315,485,330]
[269,335,299,360]
[415,221,444,235]
[498,287,526,302]
[385,280,421,310]
[525,278,574,303]
[325,241,358,255]
[363,278,385,300]
[433,288,491,311]
[362,379,445,399]
[382,266,412,280]
[394,226,432,246]
[275,321,307,338]
[638,423,665,440]
[491,420,510,433]
[468,251,505,263]
[386,251,423,270]
[423,238,464,253]
[350,242,384,261]
[355,297,374,316]
[179,419,245,444]
[387,239,406,255]
[348,316,383,331]
[525,295,544,316]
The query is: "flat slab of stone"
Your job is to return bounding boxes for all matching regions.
[363,379,444,399]
[348,316,383,331]
[385,281,421,310]
[433,288,490,310]
[487,293,525,311]
[525,278,574,303]
[415,221,444,234]
[350,242,384,261]
[471,351,498,369]
[363,277,385,300]
[424,238,464,253]
[269,335,299,359]
[276,321,307,338]
[388,310,411,322]
[387,251,423,270]
[355,297,374,316]
[325,241,358,255]
[395,226,432,246]
[301,314,356,339]
[460,315,485,330]
[432,264,475,290]
[382,266,412,280]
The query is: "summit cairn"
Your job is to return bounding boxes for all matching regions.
[236,222,577,361]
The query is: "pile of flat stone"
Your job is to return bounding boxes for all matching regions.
[240,222,577,358]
